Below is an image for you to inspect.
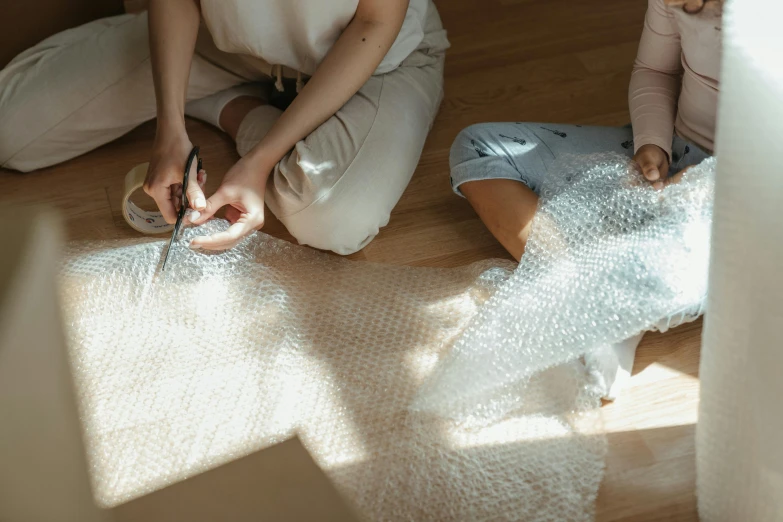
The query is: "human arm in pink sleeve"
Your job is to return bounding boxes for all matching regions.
[629,0,683,162]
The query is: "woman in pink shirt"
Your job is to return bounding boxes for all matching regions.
[449,0,722,398]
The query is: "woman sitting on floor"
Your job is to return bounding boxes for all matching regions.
[0,0,449,255]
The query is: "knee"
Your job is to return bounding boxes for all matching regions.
[280,196,390,256]
[0,132,29,172]
[273,139,415,255]
[0,125,40,172]
[449,124,499,195]
[450,124,482,156]
[0,75,44,172]
[0,90,24,170]
[450,124,495,169]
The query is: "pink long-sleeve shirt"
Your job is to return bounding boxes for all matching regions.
[629,0,722,158]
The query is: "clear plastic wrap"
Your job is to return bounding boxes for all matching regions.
[60,153,714,521]
[415,154,714,421]
[61,226,525,517]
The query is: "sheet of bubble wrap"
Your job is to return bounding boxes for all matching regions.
[61,226,610,521]
[60,154,714,521]
[415,154,715,421]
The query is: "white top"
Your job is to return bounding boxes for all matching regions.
[201,0,429,76]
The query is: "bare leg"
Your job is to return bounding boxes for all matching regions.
[219,96,265,141]
[460,178,539,262]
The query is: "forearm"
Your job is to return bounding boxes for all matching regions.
[628,0,683,160]
[629,64,680,160]
[148,0,201,136]
[244,0,409,170]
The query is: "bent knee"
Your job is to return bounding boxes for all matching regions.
[449,124,499,168]
[0,146,37,173]
[0,92,27,170]
[0,127,52,172]
[280,198,391,256]
[0,135,32,172]
[0,78,58,172]
[0,49,57,171]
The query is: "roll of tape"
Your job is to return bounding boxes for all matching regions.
[122,163,175,235]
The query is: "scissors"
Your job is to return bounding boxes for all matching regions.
[161,145,201,271]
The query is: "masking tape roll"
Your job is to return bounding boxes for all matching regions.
[122,163,175,235]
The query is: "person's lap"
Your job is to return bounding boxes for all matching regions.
[449,122,710,399]
[0,10,447,254]
[0,13,249,172]
[449,122,710,196]
[236,48,446,254]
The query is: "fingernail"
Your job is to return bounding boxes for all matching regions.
[189,211,201,223]
[194,197,206,210]
[189,240,201,250]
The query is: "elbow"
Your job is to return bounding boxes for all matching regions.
[631,56,683,77]
[631,59,660,77]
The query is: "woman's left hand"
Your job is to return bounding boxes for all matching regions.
[188,156,270,250]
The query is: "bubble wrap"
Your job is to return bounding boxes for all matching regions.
[59,154,715,521]
[415,154,714,421]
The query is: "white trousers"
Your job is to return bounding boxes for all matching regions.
[0,4,449,254]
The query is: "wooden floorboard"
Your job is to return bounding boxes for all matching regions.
[0,1,700,519]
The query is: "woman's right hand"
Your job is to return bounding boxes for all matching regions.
[633,144,670,190]
[145,0,203,222]
[143,130,207,224]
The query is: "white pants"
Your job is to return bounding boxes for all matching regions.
[0,5,449,255]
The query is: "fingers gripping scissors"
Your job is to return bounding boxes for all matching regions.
[161,146,201,271]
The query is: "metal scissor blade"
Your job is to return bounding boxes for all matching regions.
[161,211,185,271]
[160,228,178,271]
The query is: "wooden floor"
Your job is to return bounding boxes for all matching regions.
[0,0,701,520]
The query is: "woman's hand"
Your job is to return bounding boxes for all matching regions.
[143,131,207,223]
[633,144,670,190]
[144,0,203,221]
[187,155,269,250]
